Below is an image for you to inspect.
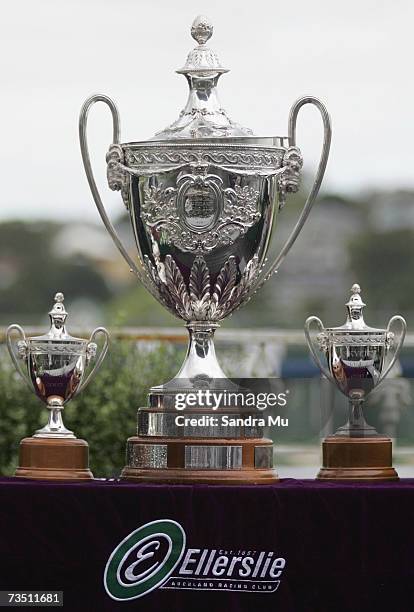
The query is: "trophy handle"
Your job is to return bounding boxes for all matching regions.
[379,315,407,383]
[6,324,33,392]
[77,327,110,394]
[253,96,332,292]
[79,95,141,278]
[304,316,333,382]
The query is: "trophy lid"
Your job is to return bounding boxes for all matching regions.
[151,15,254,141]
[329,284,385,334]
[29,292,86,344]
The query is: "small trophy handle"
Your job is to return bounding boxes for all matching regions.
[79,95,141,278]
[77,327,110,394]
[6,324,33,392]
[253,96,332,292]
[379,315,407,383]
[304,316,333,382]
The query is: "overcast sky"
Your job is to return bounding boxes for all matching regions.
[0,0,412,222]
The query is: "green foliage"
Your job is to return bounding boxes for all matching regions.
[107,286,178,327]
[0,349,42,474]
[349,229,414,316]
[0,341,183,477]
[0,221,111,323]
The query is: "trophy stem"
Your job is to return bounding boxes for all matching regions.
[175,322,227,381]
[348,398,367,429]
[335,398,378,438]
[34,398,75,439]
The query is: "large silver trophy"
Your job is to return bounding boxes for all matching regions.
[305,284,406,480]
[7,292,109,480]
[79,16,331,483]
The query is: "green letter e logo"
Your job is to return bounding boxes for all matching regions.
[104,519,186,601]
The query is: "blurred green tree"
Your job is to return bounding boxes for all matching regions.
[0,221,111,322]
[348,229,414,316]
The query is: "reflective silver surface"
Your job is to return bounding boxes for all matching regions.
[79,16,331,393]
[78,16,332,481]
[138,410,263,438]
[7,293,109,439]
[254,446,274,469]
[156,14,251,140]
[305,284,407,437]
[127,443,168,469]
[184,445,242,469]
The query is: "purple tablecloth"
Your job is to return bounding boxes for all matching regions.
[0,477,413,611]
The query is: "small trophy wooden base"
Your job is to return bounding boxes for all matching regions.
[121,437,278,485]
[15,437,94,481]
[317,436,398,481]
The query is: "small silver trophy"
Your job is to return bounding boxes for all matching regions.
[6,292,109,480]
[305,284,406,480]
[79,16,332,483]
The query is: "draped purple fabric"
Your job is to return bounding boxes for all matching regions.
[0,477,413,611]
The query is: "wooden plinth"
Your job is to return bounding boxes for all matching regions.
[121,436,278,485]
[15,437,93,481]
[317,435,398,481]
[121,467,278,484]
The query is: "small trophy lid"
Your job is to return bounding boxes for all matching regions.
[151,15,253,140]
[329,284,385,334]
[176,15,229,76]
[30,292,85,343]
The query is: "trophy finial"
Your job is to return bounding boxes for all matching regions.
[347,283,366,307]
[176,16,228,76]
[48,291,68,332]
[345,283,366,327]
[191,15,213,45]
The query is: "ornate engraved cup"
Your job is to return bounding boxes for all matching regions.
[305,284,406,480]
[79,16,331,483]
[7,293,109,480]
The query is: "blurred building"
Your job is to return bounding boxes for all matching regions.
[269,196,364,324]
[51,220,134,289]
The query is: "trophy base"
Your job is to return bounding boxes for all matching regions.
[317,435,398,481]
[120,436,278,484]
[121,467,278,485]
[15,437,93,481]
